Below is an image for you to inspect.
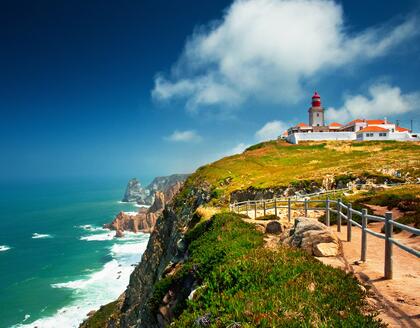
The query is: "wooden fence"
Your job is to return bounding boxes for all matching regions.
[230,197,420,280]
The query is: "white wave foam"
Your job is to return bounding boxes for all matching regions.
[0,245,11,252]
[80,232,115,241]
[76,224,108,232]
[32,233,52,239]
[14,233,149,328]
[135,204,150,208]
[123,211,138,216]
[80,229,148,242]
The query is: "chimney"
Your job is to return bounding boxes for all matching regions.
[384,117,387,124]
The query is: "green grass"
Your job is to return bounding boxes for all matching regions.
[79,301,119,328]
[182,140,420,206]
[316,185,420,230]
[151,213,383,327]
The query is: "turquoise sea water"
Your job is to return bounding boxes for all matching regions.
[0,179,150,328]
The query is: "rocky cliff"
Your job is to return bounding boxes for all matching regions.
[81,141,419,328]
[122,178,147,203]
[106,179,185,235]
[121,174,190,205]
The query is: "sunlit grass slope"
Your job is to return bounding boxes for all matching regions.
[186,140,420,200]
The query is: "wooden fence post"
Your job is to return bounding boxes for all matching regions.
[274,198,278,217]
[325,197,330,226]
[254,202,257,219]
[347,203,352,242]
[263,201,266,216]
[304,198,308,217]
[384,212,393,279]
[288,198,291,222]
[361,209,367,262]
[337,199,342,232]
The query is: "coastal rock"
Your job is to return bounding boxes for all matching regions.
[115,230,124,238]
[118,184,212,327]
[105,179,186,236]
[122,178,148,203]
[284,218,340,257]
[123,174,190,206]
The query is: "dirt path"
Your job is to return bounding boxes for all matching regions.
[241,208,420,327]
[320,223,420,327]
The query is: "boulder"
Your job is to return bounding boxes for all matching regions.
[313,242,339,257]
[265,221,283,234]
[284,217,340,257]
[115,229,124,238]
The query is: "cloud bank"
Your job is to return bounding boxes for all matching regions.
[255,120,289,141]
[326,83,420,122]
[165,130,202,142]
[152,0,418,110]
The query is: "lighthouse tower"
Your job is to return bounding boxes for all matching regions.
[308,91,325,127]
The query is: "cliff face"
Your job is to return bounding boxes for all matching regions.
[118,183,211,327]
[122,178,148,203]
[122,174,190,205]
[107,180,185,235]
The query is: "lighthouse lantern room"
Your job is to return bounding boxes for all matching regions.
[308,91,325,127]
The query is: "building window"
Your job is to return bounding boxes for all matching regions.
[366,133,374,137]
[317,113,319,117]
[379,132,387,137]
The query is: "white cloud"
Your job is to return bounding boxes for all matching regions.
[325,83,420,122]
[255,120,289,141]
[152,0,418,110]
[227,142,251,155]
[165,130,202,142]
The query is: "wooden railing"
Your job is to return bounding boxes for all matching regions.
[230,196,420,279]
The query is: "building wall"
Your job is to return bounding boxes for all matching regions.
[356,132,388,141]
[287,132,356,144]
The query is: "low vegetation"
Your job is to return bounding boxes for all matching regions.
[316,185,420,230]
[152,213,383,327]
[185,140,420,205]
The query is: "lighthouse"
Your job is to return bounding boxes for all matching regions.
[308,91,325,127]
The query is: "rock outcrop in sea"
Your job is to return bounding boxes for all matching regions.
[121,174,190,205]
[106,178,186,235]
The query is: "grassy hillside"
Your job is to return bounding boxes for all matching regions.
[161,213,384,327]
[186,140,420,203]
[83,140,419,327]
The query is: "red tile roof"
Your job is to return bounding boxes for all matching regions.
[345,119,364,126]
[329,122,343,127]
[366,119,388,125]
[396,126,410,132]
[296,122,308,127]
[357,126,388,133]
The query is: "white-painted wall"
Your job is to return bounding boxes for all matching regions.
[287,132,356,144]
[356,132,388,141]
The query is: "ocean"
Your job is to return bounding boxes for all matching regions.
[0,178,150,328]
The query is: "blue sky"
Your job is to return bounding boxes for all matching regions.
[1,0,420,182]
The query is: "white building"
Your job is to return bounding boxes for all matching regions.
[284,92,419,144]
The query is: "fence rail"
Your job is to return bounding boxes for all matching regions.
[230,191,420,280]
